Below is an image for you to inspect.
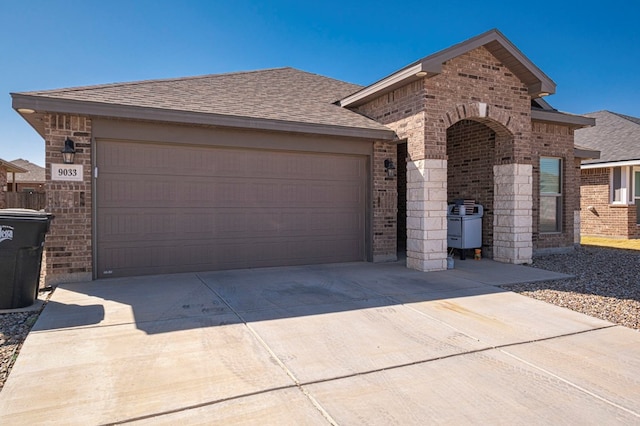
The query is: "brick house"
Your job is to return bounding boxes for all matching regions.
[578,111,640,238]
[7,159,46,193]
[0,158,27,209]
[11,29,594,285]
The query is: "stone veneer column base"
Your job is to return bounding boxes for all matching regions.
[405,159,448,272]
[493,163,533,264]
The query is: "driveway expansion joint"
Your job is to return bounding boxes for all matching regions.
[292,325,616,389]
[100,385,300,425]
[195,273,340,425]
[501,346,640,419]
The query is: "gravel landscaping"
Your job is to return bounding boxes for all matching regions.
[0,311,40,388]
[0,246,638,392]
[504,246,640,331]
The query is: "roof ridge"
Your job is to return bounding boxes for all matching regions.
[17,67,296,95]
[609,110,640,124]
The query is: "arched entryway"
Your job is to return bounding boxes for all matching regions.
[442,102,533,264]
[398,101,534,272]
[446,119,497,257]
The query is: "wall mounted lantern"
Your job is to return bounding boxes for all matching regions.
[384,158,396,177]
[61,138,76,164]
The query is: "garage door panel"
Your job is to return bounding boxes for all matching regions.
[98,142,365,181]
[97,140,367,278]
[98,208,363,242]
[99,176,363,209]
[99,234,362,277]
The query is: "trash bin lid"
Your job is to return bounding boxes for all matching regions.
[0,209,54,219]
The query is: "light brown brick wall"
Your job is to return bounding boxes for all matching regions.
[356,81,426,160]
[356,46,532,163]
[427,47,532,164]
[14,182,46,193]
[372,140,398,260]
[530,121,578,250]
[446,120,495,253]
[580,168,639,238]
[44,114,92,284]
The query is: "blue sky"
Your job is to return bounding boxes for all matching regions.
[1,0,639,165]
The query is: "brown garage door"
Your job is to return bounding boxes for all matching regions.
[96,140,367,278]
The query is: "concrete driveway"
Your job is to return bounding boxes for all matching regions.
[1,260,639,424]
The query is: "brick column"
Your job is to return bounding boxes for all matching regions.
[406,159,448,271]
[493,163,533,263]
[44,114,93,284]
[372,141,397,262]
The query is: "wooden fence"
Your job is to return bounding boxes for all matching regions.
[5,192,46,210]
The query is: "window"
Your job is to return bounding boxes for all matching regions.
[540,157,562,233]
[611,166,631,204]
[635,169,640,224]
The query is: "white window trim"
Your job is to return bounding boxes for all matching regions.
[610,166,632,205]
[633,167,640,206]
[540,157,563,233]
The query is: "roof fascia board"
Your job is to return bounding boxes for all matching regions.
[574,147,600,160]
[12,94,396,141]
[532,97,556,111]
[339,64,423,107]
[0,159,28,173]
[341,29,556,107]
[582,159,640,169]
[531,109,595,128]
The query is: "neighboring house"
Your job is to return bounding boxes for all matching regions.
[8,159,45,193]
[0,158,27,209]
[577,111,640,238]
[11,29,594,285]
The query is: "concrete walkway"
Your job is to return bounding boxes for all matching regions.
[0,260,639,424]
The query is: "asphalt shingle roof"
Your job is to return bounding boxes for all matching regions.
[10,159,44,183]
[575,111,640,164]
[19,67,390,132]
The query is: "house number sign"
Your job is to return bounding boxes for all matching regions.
[51,164,83,182]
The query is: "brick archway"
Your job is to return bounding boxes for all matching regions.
[442,101,533,264]
[442,102,515,137]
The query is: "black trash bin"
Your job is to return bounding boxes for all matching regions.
[0,209,54,309]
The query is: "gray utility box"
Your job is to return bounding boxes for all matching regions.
[447,204,483,259]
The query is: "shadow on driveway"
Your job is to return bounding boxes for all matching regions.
[32,259,570,335]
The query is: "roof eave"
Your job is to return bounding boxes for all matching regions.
[531,109,595,129]
[0,159,28,174]
[12,93,396,141]
[339,64,426,108]
[340,29,556,108]
[582,159,640,169]
[574,146,600,160]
